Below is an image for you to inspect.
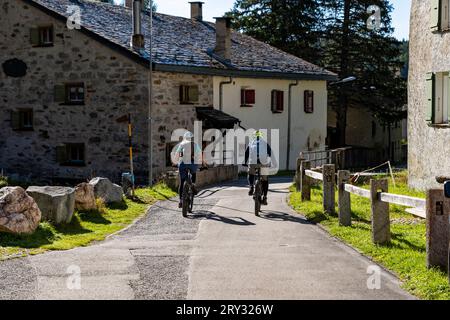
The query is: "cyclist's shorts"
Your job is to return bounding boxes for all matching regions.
[179,163,199,180]
[248,164,269,180]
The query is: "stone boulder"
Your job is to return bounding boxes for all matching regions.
[75,183,96,211]
[89,177,123,204]
[26,186,75,225]
[0,187,41,234]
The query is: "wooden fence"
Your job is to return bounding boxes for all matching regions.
[295,160,450,283]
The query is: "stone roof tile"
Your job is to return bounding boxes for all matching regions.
[28,0,336,79]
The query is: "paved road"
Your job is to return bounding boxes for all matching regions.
[0,178,414,300]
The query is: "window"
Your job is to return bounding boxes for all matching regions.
[304,90,314,113]
[271,90,284,113]
[57,143,86,166]
[241,89,255,106]
[431,0,450,32]
[30,25,54,47]
[179,85,199,104]
[54,83,85,105]
[11,109,33,131]
[426,72,450,125]
[66,83,85,104]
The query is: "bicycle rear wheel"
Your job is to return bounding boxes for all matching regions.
[188,188,194,213]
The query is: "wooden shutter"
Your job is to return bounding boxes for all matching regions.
[276,91,284,112]
[30,28,40,46]
[56,145,68,164]
[448,74,450,123]
[11,111,21,130]
[304,90,314,113]
[54,85,66,102]
[271,90,277,112]
[426,72,435,123]
[241,89,255,105]
[188,85,199,103]
[431,0,441,32]
[179,85,185,103]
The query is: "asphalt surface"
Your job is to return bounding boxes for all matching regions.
[0,178,414,300]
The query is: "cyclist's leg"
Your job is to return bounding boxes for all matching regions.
[248,165,256,195]
[261,175,269,204]
[178,164,187,207]
[190,164,199,195]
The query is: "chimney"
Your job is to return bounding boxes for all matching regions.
[130,0,145,50]
[189,2,204,21]
[125,0,133,8]
[214,17,232,61]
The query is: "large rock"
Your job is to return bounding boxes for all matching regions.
[26,186,75,224]
[89,177,123,204]
[75,183,96,211]
[0,187,41,234]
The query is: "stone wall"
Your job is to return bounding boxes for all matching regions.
[151,72,213,179]
[0,0,213,184]
[408,0,450,190]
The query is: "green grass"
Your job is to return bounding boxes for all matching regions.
[0,183,176,260]
[0,177,7,188]
[289,172,450,300]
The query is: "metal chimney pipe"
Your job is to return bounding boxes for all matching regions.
[131,0,145,50]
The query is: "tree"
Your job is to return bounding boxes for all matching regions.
[322,0,405,147]
[229,0,407,149]
[227,0,326,65]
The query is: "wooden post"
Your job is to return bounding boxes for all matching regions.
[322,164,335,214]
[426,189,450,270]
[370,179,390,245]
[338,170,351,226]
[295,157,302,192]
[301,161,311,201]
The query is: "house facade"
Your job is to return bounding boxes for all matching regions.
[0,0,335,184]
[409,0,450,189]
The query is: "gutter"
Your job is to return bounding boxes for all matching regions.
[287,80,299,170]
[219,77,233,111]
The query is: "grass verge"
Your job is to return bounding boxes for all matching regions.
[288,172,450,300]
[0,183,176,261]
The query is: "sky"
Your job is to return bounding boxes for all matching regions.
[120,0,412,40]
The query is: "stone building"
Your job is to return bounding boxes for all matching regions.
[0,0,335,184]
[409,0,450,189]
[328,107,407,165]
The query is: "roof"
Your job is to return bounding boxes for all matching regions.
[25,0,337,81]
[196,107,240,129]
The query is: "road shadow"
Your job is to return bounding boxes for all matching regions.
[187,210,255,226]
[258,210,314,225]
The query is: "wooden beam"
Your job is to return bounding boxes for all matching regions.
[305,170,323,181]
[344,184,371,199]
[379,193,426,209]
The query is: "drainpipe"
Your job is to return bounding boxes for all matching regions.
[219,77,233,111]
[286,80,299,170]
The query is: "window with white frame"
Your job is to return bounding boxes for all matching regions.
[425,72,450,124]
[431,0,450,32]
